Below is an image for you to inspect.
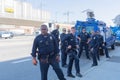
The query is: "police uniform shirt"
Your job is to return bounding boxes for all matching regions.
[78,32,90,42]
[51,29,59,41]
[90,35,98,49]
[31,34,59,57]
[60,33,68,46]
[97,34,104,44]
[67,33,77,49]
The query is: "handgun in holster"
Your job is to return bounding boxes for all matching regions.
[38,55,49,63]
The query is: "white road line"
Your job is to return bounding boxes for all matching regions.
[11,58,31,64]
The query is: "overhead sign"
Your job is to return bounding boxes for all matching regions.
[4,8,14,13]
[4,0,14,13]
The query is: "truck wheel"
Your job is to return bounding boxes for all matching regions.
[111,44,115,50]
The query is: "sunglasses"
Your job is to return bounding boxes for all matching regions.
[41,29,47,30]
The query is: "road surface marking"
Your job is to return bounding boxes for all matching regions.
[11,58,31,64]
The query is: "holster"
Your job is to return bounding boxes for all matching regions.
[38,52,55,63]
[68,49,77,55]
[38,55,49,63]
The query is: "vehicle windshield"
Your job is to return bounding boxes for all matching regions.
[85,26,94,33]
[76,25,94,34]
[75,25,83,34]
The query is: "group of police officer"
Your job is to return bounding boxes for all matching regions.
[31,24,110,80]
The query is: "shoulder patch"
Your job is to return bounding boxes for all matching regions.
[39,40,43,43]
[50,36,53,40]
[93,37,96,39]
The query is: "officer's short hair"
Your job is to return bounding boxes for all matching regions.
[71,27,75,29]
[56,25,60,29]
[62,28,66,32]
[40,24,48,30]
[82,28,86,30]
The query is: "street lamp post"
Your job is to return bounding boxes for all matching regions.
[18,0,26,19]
[40,0,42,21]
[55,12,58,23]
[64,11,72,24]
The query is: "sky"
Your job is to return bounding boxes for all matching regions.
[21,0,120,26]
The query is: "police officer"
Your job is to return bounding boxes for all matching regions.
[31,24,66,80]
[78,28,91,59]
[60,28,68,68]
[51,25,60,47]
[89,30,99,67]
[97,31,104,56]
[67,29,71,34]
[66,27,82,78]
[66,29,71,38]
[96,31,110,58]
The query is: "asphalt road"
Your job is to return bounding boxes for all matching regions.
[0,36,119,80]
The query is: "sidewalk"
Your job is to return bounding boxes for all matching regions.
[79,46,120,80]
[64,46,120,80]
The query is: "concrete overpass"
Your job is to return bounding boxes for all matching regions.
[0,17,44,27]
[0,17,73,28]
[0,17,73,35]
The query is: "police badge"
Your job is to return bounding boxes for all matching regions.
[50,36,53,40]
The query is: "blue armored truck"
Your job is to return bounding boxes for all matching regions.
[110,26,120,44]
[75,17,116,49]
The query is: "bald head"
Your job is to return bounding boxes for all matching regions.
[71,27,76,34]
[62,28,66,33]
[82,28,86,33]
[40,24,48,34]
[56,25,59,29]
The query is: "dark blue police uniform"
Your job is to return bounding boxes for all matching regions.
[31,34,66,80]
[66,33,81,77]
[51,29,60,47]
[60,33,68,67]
[90,34,99,66]
[97,34,104,56]
[78,32,90,59]
[97,34,110,58]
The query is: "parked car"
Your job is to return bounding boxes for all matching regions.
[0,31,14,39]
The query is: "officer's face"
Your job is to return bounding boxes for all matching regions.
[71,28,76,34]
[62,28,66,32]
[91,30,95,35]
[67,29,71,34]
[62,29,66,33]
[56,25,59,29]
[82,29,86,33]
[40,25,48,34]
